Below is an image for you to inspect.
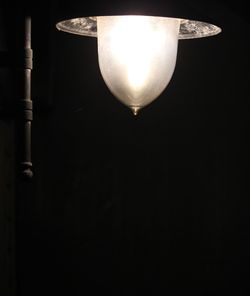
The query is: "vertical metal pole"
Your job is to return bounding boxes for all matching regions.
[16,16,33,179]
[15,15,34,295]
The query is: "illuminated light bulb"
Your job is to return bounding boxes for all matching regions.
[97,16,180,115]
[56,15,222,115]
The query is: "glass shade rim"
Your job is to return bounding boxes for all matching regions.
[56,15,222,39]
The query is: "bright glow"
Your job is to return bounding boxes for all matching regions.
[109,17,166,90]
[97,16,180,114]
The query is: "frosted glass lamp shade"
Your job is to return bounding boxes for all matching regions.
[97,16,180,115]
[56,15,221,115]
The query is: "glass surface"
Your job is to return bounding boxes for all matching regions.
[56,16,222,39]
[97,16,180,114]
[56,15,222,114]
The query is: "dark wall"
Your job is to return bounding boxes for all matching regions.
[0,121,15,296]
[0,4,15,296]
[1,1,250,296]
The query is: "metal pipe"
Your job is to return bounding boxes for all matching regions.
[16,16,33,179]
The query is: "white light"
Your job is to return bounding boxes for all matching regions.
[97,16,180,115]
[56,15,222,115]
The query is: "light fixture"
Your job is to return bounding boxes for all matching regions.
[56,15,221,115]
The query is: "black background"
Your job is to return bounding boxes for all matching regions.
[1,1,250,295]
